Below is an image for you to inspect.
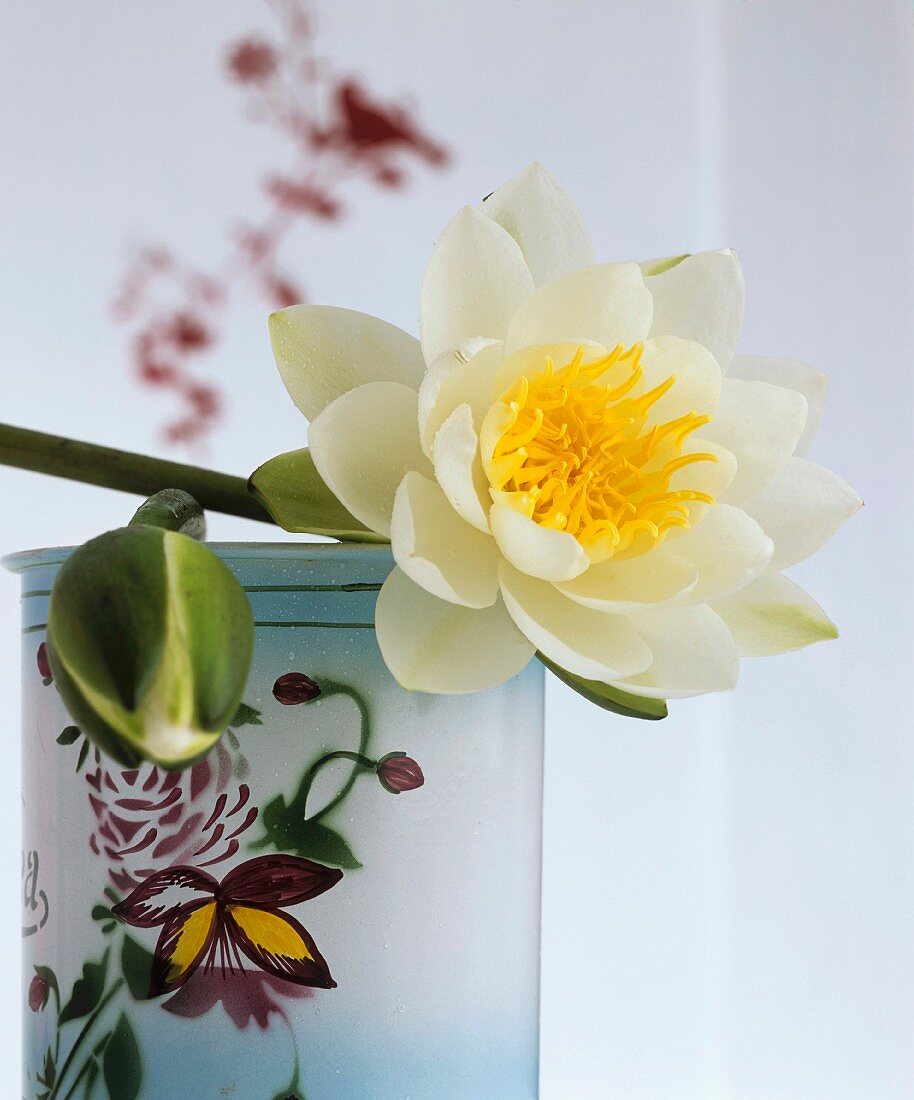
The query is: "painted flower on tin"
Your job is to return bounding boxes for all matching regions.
[267,163,861,706]
[113,855,342,997]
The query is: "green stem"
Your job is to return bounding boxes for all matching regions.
[0,423,273,525]
[49,980,124,1100]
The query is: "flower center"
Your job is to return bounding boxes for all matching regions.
[489,344,717,560]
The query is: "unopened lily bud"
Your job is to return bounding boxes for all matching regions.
[47,526,254,770]
[28,975,48,1012]
[272,672,321,705]
[376,752,425,794]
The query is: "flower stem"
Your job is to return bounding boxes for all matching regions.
[0,423,274,525]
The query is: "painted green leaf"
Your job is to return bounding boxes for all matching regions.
[103,1014,141,1100]
[75,739,90,773]
[249,448,387,542]
[41,1048,55,1089]
[59,950,109,1025]
[538,654,668,721]
[91,904,112,923]
[120,936,155,1002]
[257,797,362,869]
[231,702,263,727]
[55,726,81,746]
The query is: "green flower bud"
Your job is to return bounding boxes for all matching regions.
[46,526,253,770]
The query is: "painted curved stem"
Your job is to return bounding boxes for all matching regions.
[287,682,373,824]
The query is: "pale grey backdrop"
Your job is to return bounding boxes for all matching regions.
[1,2,911,1097]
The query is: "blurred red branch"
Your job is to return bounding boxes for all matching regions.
[112,0,450,449]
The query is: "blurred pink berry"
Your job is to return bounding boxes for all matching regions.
[227,39,278,83]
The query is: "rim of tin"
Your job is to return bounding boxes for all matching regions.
[3,541,394,574]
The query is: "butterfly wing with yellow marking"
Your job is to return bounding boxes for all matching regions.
[225,903,336,988]
[149,900,218,997]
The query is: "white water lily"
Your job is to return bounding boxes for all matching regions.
[270,163,860,705]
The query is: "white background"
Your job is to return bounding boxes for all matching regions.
[1,2,912,1097]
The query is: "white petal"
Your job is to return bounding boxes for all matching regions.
[433,404,491,532]
[555,550,699,613]
[490,505,589,582]
[645,249,744,371]
[703,377,808,503]
[375,567,534,693]
[728,355,828,456]
[633,335,722,423]
[418,339,502,457]
[270,306,425,421]
[611,605,740,699]
[420,206,534,363]
[308,382,432,538]
[481,162,594,286]
[503,263,652,356]
[713,573,837,656]
[671,503,773,604]
[391,473,500,608]
[499,563,651,681]
[740,457,862,571]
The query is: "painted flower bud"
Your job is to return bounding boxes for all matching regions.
[28,975,48,1012]
[36,642,52,682]
[376,752,425,794]
[273,672,321,705]
[47,526,254,770]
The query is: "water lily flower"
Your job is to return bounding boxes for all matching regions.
[270,164,860,703]
[113,854,342,997]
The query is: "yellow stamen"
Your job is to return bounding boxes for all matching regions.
[490,344,717,558]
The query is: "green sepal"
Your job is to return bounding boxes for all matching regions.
[248,448,387,542]
[537,654,668,720]
[129,488,206,540]
[640,253,690,277]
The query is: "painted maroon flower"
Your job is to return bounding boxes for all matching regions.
[36,642,52,682]
[28,975,48,1012]
[87,742,257,894]
[273,673,321,705]
[376,753,425,794]
[113,855,342,998]
[227,39,278,83]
